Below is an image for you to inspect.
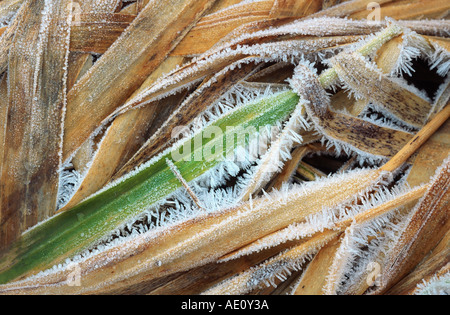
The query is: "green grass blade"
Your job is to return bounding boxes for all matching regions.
[0,90,300,284]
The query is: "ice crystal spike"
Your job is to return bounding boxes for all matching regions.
[415,273,450,295]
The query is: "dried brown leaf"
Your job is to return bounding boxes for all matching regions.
[377,157,450,294]
[69,13,136,54]
[331,52,432,128]
[0,0,72,250]
[0,167,384,294]
[350,0,450,21]
[386,230,449,295]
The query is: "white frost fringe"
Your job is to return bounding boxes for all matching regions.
[323,184,414,295]
[414,272,450,295]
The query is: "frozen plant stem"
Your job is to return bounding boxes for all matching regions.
[336,185,429,230]
[319,24,404,88]
[205,185,428,295]
[381,105,450,172]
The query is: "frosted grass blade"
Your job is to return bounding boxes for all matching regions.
[0,90,300,285]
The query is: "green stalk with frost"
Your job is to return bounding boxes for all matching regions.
[0,90,300,284]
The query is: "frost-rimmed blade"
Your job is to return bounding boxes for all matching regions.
[114,34,358,120]
[373,156,450,294]
[351,0,450,21]
[286,25,429,163]
[1,2,449,295]
[203,230,341,295]
[210,17,448,59]
[389,231,449,295]
[0,90,300,285]
[69,13,136,54]
[293,236,342,295]
[221,184,427,263]
[0,84,448,294]
[330,52,432,129]
[62,0,217,161]
[0,167,386,294]
[206,184,429,295]
[324,123,449,295]
[0,0,72,250]
[106,19,448,130]
[172,0,323,56]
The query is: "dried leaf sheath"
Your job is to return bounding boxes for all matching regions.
[290,63,414,160]
[0,0,72,250]
[330,52,432,129]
